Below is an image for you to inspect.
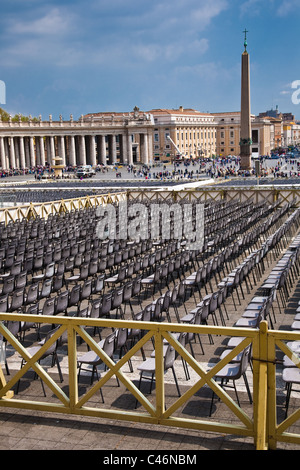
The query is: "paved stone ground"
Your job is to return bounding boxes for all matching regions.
[1,208,300,452]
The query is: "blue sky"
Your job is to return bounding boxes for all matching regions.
[1,0,300,120]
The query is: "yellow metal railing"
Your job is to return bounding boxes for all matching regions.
[1,314,299,450]
[1,187,300,225]
[0,192,127,225]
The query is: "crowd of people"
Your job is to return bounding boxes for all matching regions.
[1,154,300,181]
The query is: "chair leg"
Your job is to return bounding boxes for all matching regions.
[171,366,181,397]
[181,358,190,380]
[242,372,253,404]
[285,382,292,418]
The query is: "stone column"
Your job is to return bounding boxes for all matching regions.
[9,137,16,169]
[119,133,127,164]
[108,134,117,164]
[14,138,20,168]
[39,137,45,166]
[140,133,149,164]
[49,136,56,163]
[0,137,6,169]
[100,135,107,165]
[29,137,35,168]
[148,131,153,164]
[127,134,133,165]
[58,136,66,165]
[89,135,97,166]
[79,135,86,165]
[4,138,10,169]
[68,136,76,166]
[19,137,26,169]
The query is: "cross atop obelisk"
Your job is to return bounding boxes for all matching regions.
[240,28,252,170]
[243,28,248,51]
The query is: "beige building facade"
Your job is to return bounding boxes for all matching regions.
[148,107,217,161]
[214,111,274,158]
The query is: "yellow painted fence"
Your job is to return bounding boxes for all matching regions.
[0,314,300,450]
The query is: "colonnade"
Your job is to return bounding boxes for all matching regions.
[0,113,154,170]
[0,132,153,169]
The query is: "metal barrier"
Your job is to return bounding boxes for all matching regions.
[0,192,127,225]
[127,188,300,207]
[1,187,300,225]
[0,314,299,450]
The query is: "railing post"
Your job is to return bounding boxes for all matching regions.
[0,367,14,399]
[255,320,269,450]
[155,329,165,420]
[67,323,78,411]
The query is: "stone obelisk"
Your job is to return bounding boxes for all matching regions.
[240,29,252,170]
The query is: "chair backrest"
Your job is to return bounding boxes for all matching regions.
[176,331,188,357]
[164,344,176,371]
[39,328,60,358]
[69,284,81,306]
[52,273,64,293]
[45,262,55,278]
[10,261,22,276]
[142,304,152,322]
[55,290,69,315]
[234,345,252,380]
[88,259,98,276]
[115,327,128,349]
[6,320,21,337]
[123,281,133,301]
[89,298,101,318]
[42,297,56,316]
[209,291,219,313]
[40,278,53,298]
[132,276,142,296]
[81,279,92,300]
[117,265,127,281]
[79,262,89,278]
[151,297,163,321]
[103,331,117,359]
[21,303,39,332]
[126,262,135,278]
[112,287,124,309]
[10,288,24,311]
[26,282,39,304]
[15,271,27,289]
[200,296,212,320]
[170,286,178,304]
[99,293,112,316]
[162,290,171,311]
[2,275,15,295]
[93,274,105,294]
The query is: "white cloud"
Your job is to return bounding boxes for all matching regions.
[0,0,226,70]
[240,0,264,16]
[277,0,300,16]
[9,7,75,36]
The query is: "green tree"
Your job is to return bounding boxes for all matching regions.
[0,107,39,122]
